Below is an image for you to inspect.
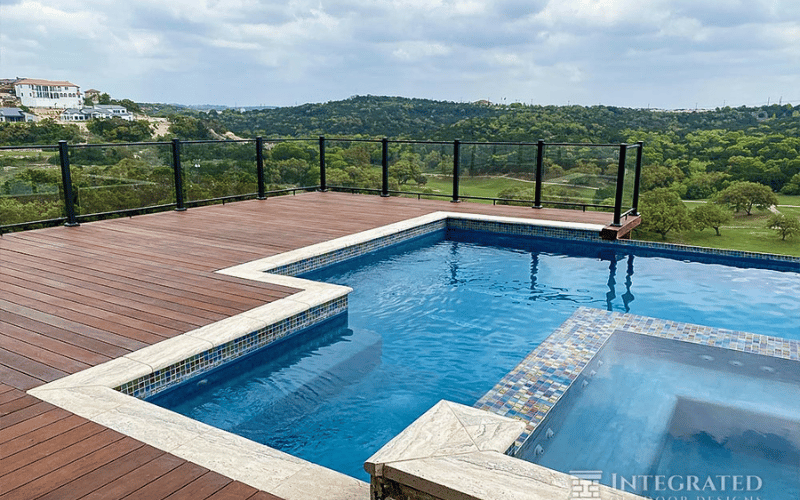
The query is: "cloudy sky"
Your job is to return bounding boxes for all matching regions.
[2,0,799,109]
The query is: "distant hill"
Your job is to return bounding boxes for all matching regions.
[199,95,502,139]
[158,95,798,144]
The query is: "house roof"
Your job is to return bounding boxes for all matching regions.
[0,107,24,116]
[15,78,79,88]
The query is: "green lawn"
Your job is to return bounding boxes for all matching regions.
[421,175,533,199]
[776,194,800,206]
[420,175,598,203]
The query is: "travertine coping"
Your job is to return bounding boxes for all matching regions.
[27,212,606,500]
[365,400,646,500]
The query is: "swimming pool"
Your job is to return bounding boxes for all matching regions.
[148,226,800,480]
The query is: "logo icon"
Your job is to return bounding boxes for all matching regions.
[569,470,603,499]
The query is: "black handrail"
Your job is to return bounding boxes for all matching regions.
[0,137,642,233]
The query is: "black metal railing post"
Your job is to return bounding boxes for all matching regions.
[612,144,628,226]
[256,137,266,200]
[319,136,327,192]
[451,139,461,203]
[58,140,79,227]
[534,139,544,208]
[631,141,644,215]
[381,137,389,197]
[171,138,186,211]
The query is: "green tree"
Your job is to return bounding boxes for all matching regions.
[638,188,692,239]
[167,115,213,140]
[0,118,83,145]
[640,164,684,191]
[390,151,424,185]
[113,99,142,114]
[269,142,312,162]
[690,203,732,236]
[712,181,778,215]
[766,214,800,240]
[683,172,729,200]
[780,173,800,195]
[98,93,112,105]
[86,118,153,142]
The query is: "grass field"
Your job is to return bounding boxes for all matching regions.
[422,175,532,199]
[421,175,598,203]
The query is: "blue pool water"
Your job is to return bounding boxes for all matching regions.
[523,332,800,500]
[149,229,800,480]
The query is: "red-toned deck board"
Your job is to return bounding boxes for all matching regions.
[0,299,148,353]
[2,437,145,500]
[34,445,166,500]
[2,270,226,326]
[3,285,181,342]
[0,347,71,386]
[2,310,128,361]
[2,322,107,368]
[0,414,86,460]
[0,427,122,492]
[0,192,625,500]
[77,453,187,500]
[0,407,71,446]
[1,254,287,317]
[3,235,299,302]
[0,332,92,376]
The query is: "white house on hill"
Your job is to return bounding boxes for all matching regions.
[61,105,133,122]
[14,79,82,108]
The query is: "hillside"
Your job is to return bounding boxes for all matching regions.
[182,95,799,143]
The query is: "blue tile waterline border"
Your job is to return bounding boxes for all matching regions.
[270,220,448,276]
[116,297,347,399]
[474,307,800,455]
[615,237,800,268]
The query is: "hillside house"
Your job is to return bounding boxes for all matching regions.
[61,105,133,121]
[0,107,36,122]
[14,78,82,108]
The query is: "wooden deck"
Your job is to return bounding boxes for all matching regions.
[0,192,635,499]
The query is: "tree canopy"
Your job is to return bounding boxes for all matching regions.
[690,203,732,236]
[638,188,693,239]
[766,214,800,240]
[712,181,778,215]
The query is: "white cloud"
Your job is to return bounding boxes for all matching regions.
[391,41,452,61]
[0,0,797,108]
